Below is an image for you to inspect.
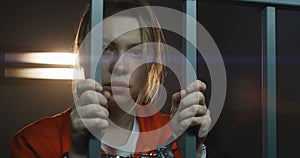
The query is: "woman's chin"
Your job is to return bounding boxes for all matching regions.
[108,95,136,111]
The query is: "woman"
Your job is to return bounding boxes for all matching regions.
[10,0,211,157]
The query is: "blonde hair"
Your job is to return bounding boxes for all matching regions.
[74,0,166,104]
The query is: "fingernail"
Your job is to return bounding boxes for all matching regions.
[103,91,111,99]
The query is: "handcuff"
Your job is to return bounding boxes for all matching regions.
[62,144,175,158]
[63,143,207,158]
[100,144,175,158]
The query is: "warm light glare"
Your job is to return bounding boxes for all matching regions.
[5,68,84,80]
[5,52,78,65]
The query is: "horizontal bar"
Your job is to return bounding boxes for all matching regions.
[199,0,300,8]
[238,0,300,7]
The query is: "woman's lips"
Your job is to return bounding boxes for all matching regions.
[103,81,130,94]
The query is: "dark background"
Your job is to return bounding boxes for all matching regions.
[1,0,299,157]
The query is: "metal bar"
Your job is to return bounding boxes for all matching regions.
[182,0,197,157]
[90,0,103,81]
[88,137,102,158]
[238,0,300,7]
[0,53,3,78]
[88,0,103,158]
[261,6,277,158]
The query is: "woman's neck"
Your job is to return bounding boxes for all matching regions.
[102,103,136,147]
[108,101,135,131]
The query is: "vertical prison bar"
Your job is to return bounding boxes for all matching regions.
[262,6,277,158]
[182,0,197,157]
[88,0,103,158]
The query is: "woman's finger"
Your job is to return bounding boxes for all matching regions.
[198,110,211,138]
[172,90,187,106]
[186,80,206,94]
[178,104,207,121]
[77,79,102,97]
[178,91,205,111]
[79,90,108,108]
[75,104,109,119]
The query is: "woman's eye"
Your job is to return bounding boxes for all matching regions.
[103,46,113,54]
[130,49,143,57]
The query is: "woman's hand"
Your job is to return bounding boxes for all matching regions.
[69,79,110,157]
[171,80,211,157]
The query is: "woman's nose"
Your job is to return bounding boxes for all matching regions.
[109,54,129,75]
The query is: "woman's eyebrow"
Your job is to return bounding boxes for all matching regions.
[127,42,143,49]
[103,38,111,45]
[103,37,143,49]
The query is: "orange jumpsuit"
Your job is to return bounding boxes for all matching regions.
[10,108,181,158]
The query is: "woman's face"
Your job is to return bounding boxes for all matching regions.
[101,16,151,106]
